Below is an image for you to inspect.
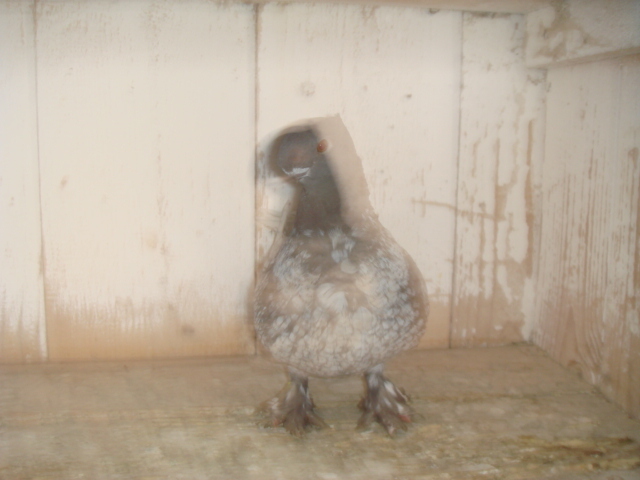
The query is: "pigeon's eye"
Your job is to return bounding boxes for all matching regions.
[317,139,329,153]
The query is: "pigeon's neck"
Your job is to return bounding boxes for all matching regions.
[293,168,345,233]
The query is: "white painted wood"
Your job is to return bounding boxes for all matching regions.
[0,0,47,362]
[248,0,552,14]
[256,3,462,348]
[525,0,640,68]
[532,55,640,418]
[35,0,256,360]
[452,13,546,347]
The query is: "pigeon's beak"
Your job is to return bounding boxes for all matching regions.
[288,167,311,180]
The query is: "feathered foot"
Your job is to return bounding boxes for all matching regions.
[259,369,327,437]
[357,365,415,437]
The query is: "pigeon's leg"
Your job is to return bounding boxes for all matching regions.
[259,368,327,436]
[357,364,415,436]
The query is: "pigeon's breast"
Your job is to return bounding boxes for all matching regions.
[255,225,428,377]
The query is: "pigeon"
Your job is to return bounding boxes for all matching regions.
[255,115,428,436]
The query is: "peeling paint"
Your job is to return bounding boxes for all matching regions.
[453,13,546,347]
[526,0,640,67]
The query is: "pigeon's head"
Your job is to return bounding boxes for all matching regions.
[272,129,332,185]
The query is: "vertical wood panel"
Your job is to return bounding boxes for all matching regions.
[256,4,462,348]
[36,0,256,360]
[532,55,640,418]
[0,0,47,362]
[452,13,546,347]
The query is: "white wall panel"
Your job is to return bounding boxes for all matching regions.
[0,1,47,362]
[256,4,462,348]
[0,0,47,362]
[532,55,640,418]
[452,13,546,346]
[36,0,256,360]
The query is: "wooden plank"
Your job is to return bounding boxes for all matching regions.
[256,4,462,349]
[2,346,640,478]
[0,0,47,363]
[452,13,546,347]
[35,0,256,360]
[247,0,552,14]
[532,55,640,419]
[525,0,640,68]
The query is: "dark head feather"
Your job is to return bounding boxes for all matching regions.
[272,128,343,232]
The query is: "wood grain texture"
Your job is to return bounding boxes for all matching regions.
[255,3,462,349]
[35,0,256,360]
[452,13,546,347]
[532,55,640,418]
[0,0,47,362]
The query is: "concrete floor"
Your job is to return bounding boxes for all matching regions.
[1,344,639,480]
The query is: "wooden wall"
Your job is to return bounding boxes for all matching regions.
[2,0,257,361]
[255,4,463,349]
[525,0,640,419]
[254,6,546,351]
[0,0,638,420]
[531,56,640,418]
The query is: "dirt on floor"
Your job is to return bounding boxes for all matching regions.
[1,344,639,480]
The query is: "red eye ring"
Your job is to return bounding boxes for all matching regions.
[317,139,329,153]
